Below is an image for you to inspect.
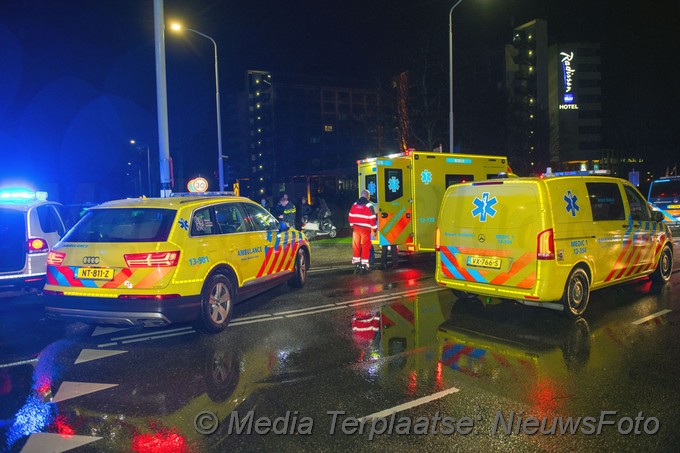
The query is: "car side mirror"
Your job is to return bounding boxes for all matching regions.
[652,210,664,222]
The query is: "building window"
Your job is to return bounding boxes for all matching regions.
[324,125,333,132]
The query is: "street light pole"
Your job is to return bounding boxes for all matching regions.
[449,0,463,153]
[131,140,152,196]
[170,24,225,192]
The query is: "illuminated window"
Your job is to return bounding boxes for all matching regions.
[324,125,333,132]
[258,165,263,169]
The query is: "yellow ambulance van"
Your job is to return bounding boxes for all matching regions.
[357,150,511,254]
[435,173,673,317]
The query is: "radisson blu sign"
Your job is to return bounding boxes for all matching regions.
[559,51,579,110]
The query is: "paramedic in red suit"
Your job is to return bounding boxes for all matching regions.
[348,189,377,274]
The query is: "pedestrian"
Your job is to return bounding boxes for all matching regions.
[348,189,377,274]
[273,193,296,228]
[260,197,269,210]
[300,196,313,225]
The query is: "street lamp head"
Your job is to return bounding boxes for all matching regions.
[169,22,182,32]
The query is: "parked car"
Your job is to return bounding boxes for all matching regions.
[0,189,68,297]
[43,194,311,333]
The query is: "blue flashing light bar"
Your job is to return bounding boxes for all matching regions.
[0,189,48,201]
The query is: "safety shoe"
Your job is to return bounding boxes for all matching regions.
[354,263,362,274]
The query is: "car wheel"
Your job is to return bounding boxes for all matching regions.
[204,349,240,402]
[562,267,590,318]
[650,244,673,283]
[329,229,337,238]
[288,248,308,288]
[198,274,234,333]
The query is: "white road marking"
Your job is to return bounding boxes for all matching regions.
[358,386,461,422]
[75,349,127,364]
[91,326,130,337]
[20,432,101,453]
[227,286,446,327]
[109,326,193,342]
[0,358,39,369]
[631,309,672,325]
[52,381,118,403]
[120,329,195,344]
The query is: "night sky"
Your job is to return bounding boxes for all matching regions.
[1,0,678,203]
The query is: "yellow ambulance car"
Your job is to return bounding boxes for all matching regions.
[435,174,673,317]
[43,195,310,333]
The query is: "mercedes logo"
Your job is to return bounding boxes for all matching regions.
[478,234,486,243]
[82,256,100,265]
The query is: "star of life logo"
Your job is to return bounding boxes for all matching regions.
[388,176,400,193]
[367,181,377,196]
[421,169,433,185]
[564,190,579,216]
[472,192,498,222]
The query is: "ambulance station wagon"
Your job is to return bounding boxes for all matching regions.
[43,195,310,333]
[435,175,673,317]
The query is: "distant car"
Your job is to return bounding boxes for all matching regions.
[647,175,680,235]
[0,189,68,297]
[43,194,311,333]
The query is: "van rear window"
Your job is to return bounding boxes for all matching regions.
[62,208,176,242]
[649,179,680,200]
[586,183,625,221]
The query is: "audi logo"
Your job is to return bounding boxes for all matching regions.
[82,256,100,265]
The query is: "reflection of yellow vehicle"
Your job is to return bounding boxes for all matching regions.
[357,151,511,254]
[43,195,310,332]
[436,175,673,317]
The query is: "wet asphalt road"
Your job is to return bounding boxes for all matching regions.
[1,241,680,452]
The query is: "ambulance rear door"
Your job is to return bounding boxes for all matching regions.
[375,157,413,248]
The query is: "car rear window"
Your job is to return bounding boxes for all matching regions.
[0,208,27,271]
[62,208,176,242]
[649,179,680,200]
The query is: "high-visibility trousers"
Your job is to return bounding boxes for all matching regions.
[352,226,373,266]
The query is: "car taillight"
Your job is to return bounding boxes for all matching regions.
[124,251,180,267]
[47,251,66,265]
[537,229,555,260]
[435,227,441,251]
[28,238,49,253]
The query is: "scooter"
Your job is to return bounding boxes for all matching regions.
[301,209,337,240]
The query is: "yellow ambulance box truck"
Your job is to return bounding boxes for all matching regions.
[435,173,674,317]
[357,150,511,255]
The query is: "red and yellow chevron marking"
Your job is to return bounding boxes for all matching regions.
[256,234,307,278]
[439,247,475,281]
[387,302,415,325]
[490,252,534,286]
[605,232,662,282]
[456,247,511,257]
[380,207,412,244]
[47,265,174,289]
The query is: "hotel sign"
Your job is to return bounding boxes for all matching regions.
[559,51,578,110]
